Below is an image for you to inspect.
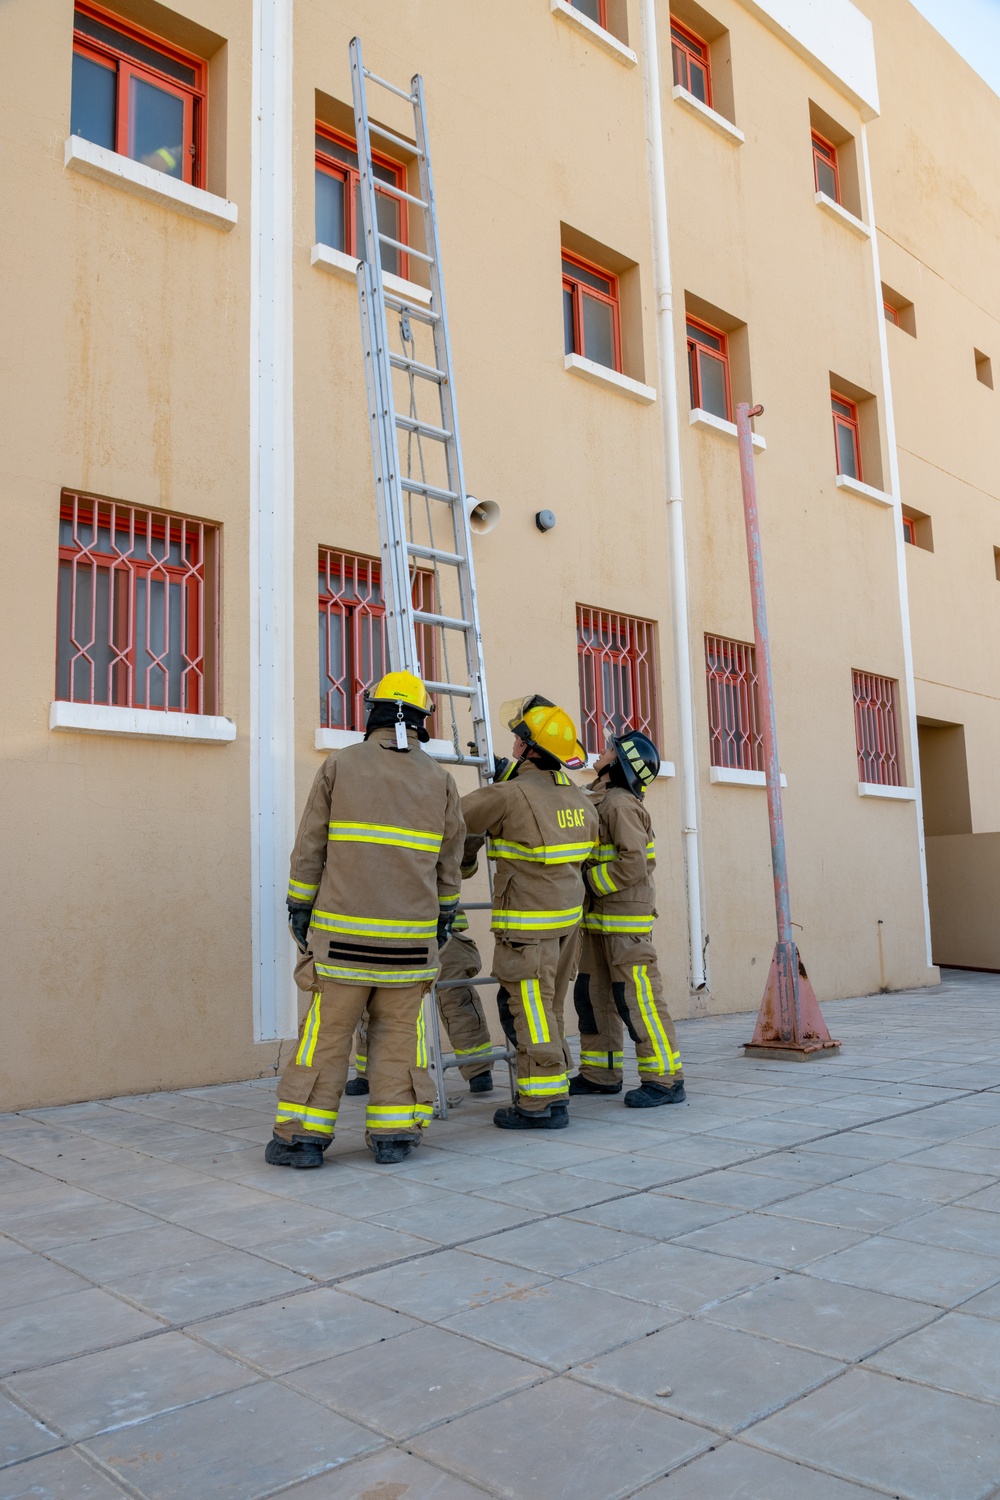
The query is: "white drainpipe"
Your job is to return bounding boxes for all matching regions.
[639,0,707,989]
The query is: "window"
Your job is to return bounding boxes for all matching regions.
[671,19,711,104]
[577,606,657,755]
[975,350,994,390]
[562,252,621,372]
[811,130,839,202]
[901,515,916,545]
[853,671,901,787]
[883,300,899,327]
[687,317,731,420]
[319,550,434,730]
[56,493,217,713]
[831,391,862,480]
[71,3,205,185]
[315,126,406,277]
[705,636,763,771]
[570,0,607,24]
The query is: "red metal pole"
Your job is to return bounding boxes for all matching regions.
[736,403,839,1059]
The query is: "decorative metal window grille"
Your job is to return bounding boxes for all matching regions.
[577,606,657,755]
[853,670,902,786]
[56,492,217,713]
[705,635,764,771]
[319,549,435,732]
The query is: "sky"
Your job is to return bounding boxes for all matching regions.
[909,0,1000,95]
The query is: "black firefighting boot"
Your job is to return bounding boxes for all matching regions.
[264,1135,325,1169]
[371,1138,413,1164]
[493,1102,569,1130]
[344,1076,370,1096]
[469,1071,494,1094]
[624,1079,686,1108]
[568,1074,622,1096]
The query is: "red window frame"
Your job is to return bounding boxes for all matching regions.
[883,300,900,327]
[314,125,408,275]
[319,550,435,733]
[687,316,732,421]
[670,18,712,104]
[56,492,217,713]
[853,671,902,786]
[562,251,622,374]
[72,2,206,187]
[705,635,764,772]
[901,515,916,545]
[831,391,863,480]
[576,606,658,757]
[570,0,608,28]
[811,130,840,202]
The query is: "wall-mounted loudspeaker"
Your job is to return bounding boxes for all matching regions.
[466,495,501,534]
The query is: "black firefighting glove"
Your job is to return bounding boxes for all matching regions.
[437,910,456,948]
[287,907,311,953]
[492,755,516,783]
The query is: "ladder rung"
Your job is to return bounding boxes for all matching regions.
[374,179,428,210]
[433,754,487,766]
[396,414,451,442]
[401,478,458,502]
[406,541,463,565]
[390,352,446,383]
[383,293,439,324]
[368,120,423,156]
[362,67,416,104]
[380,233,433,265]
[423,679,475,697]
[414,609,471,631]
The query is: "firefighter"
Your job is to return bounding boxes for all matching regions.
[569,731,685,1106]
[345,907,495,1095]
[461,695,598,1130]
[267,670,465,1168]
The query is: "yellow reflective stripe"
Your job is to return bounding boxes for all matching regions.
[451,911,469,932]
[354,1053,367,1068]
[646,841,655,858]
[311,910,436,939]
[315,963,438,984]
[517,1073,568,1094]
[582,913,654,934]
[591,864,618,896]
[295,992,322,1066]
[580,1050,624,1065]
[595,844,617,860]
[553,770,571,785]
[287,879,319,902]
[439,893,460,907]
[275,1102,337,1134]
[365,1103,434,1128]
[454,1042,493,1057]
[416,1005,428,1069]
[493,906,583,931]
[488,838,593,865]
[634,964,682,1076]
[520,978,550,1045]
[328,821,443,854]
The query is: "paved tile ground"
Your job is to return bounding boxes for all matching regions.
[3,970,1000,1499]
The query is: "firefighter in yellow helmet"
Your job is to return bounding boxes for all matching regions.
[460,696,598,1130]
[269,670,465,1167]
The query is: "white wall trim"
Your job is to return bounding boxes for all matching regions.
[564,353,656,403]
[735,0,879,120]
[249,0,297,1043]
[835,473,893,506]
[815,191,870,238]
[50,702,236,743]
[550,0,637,64]
[310,243,432,305]
[64,136,238,230]
[671,87,745,143]
[710,765,787,788]
[689,408,766,450]
[314,728,465,762]
[858,782,917,801]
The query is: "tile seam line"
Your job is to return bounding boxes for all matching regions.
[625,1435,902,1500]
[0,1440,149,1500]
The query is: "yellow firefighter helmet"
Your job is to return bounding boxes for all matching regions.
[369,670,433,715]
[500,694,587,770]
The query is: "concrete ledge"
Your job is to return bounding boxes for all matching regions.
[64,136,238,230]
[550,0,637,64]
[710,765,787,787]
[815,191,870,238]
[315,727,458,760]
[858,781,917,800]
[672,86,744,143]
[835,473,893,506]
[310,243,432,305]
[564,354,656,404]
[585,753,675,778]
[690,408,766,450]
[50,701,236,743]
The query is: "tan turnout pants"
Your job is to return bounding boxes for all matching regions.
[573,930,683,1088]
[492,930,577,1114]
[274,980,434,1145]
[353,934,493,1082]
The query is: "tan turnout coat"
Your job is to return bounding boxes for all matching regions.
[582,779,657,935]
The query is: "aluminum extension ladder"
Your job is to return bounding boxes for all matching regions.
[349,38,516,1118]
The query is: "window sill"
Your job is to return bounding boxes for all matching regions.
[564,354,656,404]
[549,0,637,65]
[309,243,432,305]
[858,782,916,801]
[689,408,766,450]
[585,753,675,779]
[314,728,456,760]
[64,136,238,231]
[50,701,236,743]
[835,474,892,507]
[814,192,870,239]
[671,87,744,144]
[710,766,787,788]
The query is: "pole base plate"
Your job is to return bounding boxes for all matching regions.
[743,1041,841,1062]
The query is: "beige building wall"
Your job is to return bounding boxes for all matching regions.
[6,0,995,1109]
